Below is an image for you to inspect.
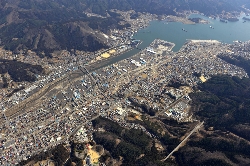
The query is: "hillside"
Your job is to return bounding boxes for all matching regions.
[174,75,250,165]
[0,0,128,56]
[19,75,250,165]
[0,59,44,87]
[0,0,248,56]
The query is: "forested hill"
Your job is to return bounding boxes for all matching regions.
[174,75,250,165]
[191,75,250,140]
[11,0,249,16]
[0,0,249,56]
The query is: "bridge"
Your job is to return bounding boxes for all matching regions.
[161,121,204,162]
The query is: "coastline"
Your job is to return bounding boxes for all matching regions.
[165,15,195,24]
[187,39,220,44]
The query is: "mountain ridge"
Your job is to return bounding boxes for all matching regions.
[0,0,249,56]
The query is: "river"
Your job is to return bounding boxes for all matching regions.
[97,14,250,68]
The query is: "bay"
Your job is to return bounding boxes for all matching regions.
[134,13,250,52]
[100,14,250,68]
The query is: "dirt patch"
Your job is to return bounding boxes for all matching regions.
[115,138,121,146]
[88,149,100,164]
[141,73,148,79]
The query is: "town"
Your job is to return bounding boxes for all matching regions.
[0,10,250,165]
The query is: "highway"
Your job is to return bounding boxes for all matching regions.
[161,121,204,162]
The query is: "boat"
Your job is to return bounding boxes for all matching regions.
[182,28,187,32]
[220,19,228,23]
[209,26,214,29]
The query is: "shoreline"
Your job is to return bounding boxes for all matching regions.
[187,39,220,44]
[165,15,195,24]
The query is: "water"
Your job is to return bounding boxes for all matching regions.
[135,13,250,52]
[101,14,250,67]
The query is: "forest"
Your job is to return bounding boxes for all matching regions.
[92,117,177,166]
[174,74,250,165]
[0,1,129,56]
[18,144,70,166]
[1,0,249,56]
[0,59,44,82]
[191,75,250,137]
[17,0,249,16]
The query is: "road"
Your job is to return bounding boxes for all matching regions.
[0,51,122,160]
[3,43,164,119]
[27,100,119,159]
[3,51,127,120]
[154,97,184,117]
[161,121,204,162]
